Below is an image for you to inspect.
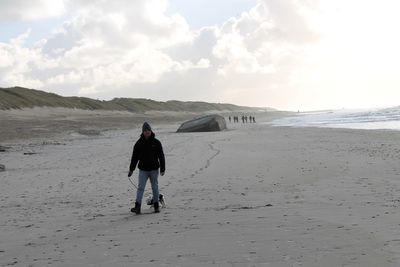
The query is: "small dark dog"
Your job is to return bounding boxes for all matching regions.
[146,194,166,208]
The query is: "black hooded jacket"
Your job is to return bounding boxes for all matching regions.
[129,132,165,172]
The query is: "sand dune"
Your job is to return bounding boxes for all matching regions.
[1,115,400,266]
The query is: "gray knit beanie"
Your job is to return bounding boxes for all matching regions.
[142,122,151,132]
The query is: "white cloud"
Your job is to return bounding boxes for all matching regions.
[213,32,275,75]
[0,30,58,88]
[0,0,319,109]
[0,46,14,68]
[195,58,211,69]
[2,0,399,110]
[3,73,44,89]
[208,0,318,107]
[78,85,97,96]
[0,0,65,21]
[0,0,203,93]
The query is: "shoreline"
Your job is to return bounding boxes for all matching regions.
[269,109,400,131]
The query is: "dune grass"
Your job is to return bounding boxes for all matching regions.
[0,87,264,112]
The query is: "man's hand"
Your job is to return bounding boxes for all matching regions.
[160,171,165,176]
[128,170,133,177]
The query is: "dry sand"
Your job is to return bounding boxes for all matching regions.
[1,111,400,266]
[0,107,205,143]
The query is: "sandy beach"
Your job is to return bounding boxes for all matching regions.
[1,112,400,266]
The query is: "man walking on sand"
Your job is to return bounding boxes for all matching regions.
[128,122,165,214]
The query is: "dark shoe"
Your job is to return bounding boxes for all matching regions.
[131,202,141,214]
[154,202,160,213]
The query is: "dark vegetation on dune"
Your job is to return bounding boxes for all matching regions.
[0,87,269,112]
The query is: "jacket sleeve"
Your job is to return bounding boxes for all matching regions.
[158,141,166,173]
[129,142,140,172]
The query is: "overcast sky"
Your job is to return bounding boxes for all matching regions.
[1,0,399,111]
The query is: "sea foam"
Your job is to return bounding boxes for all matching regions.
[270,106,400,130]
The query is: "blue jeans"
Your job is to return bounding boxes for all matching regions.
[136,169,159,205]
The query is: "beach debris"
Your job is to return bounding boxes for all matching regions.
[177,114,227,132]
[23,152,38,155]
[0,145,10,152]
[0,164,5,171]
[41,141,66,146]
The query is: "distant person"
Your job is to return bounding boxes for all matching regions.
[229,116,231,123]
[128,122,165,214]
[249,116,252,123]
[253,116,256,123]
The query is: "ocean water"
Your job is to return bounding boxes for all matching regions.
[269,106,400,130]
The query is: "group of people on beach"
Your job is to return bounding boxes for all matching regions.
[229,115,256,123]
